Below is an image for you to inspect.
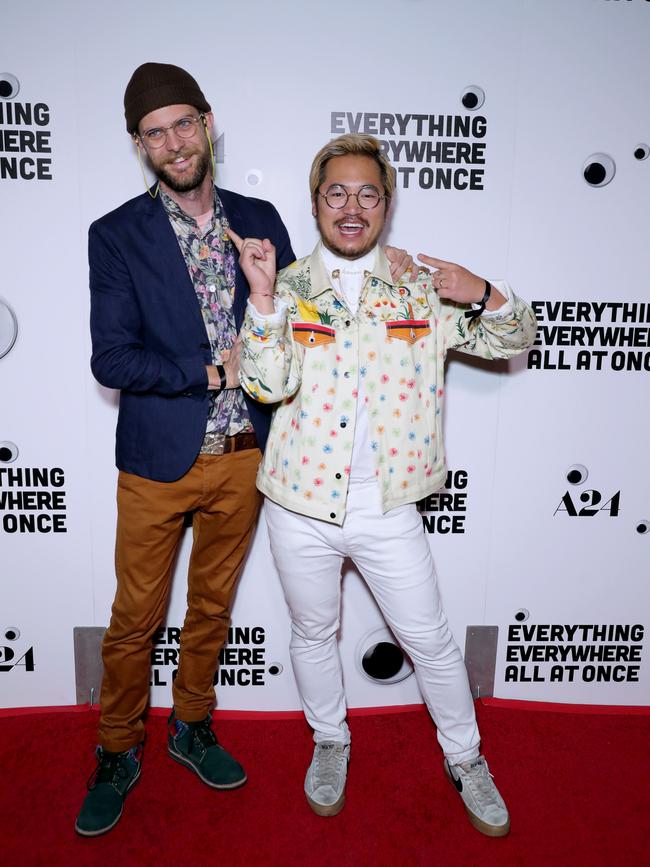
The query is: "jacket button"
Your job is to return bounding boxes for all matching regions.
[335,473,342,480]
[200,342,210,349]
[340,421,347,428]
[330,512,336,519]
[345,320,351,326]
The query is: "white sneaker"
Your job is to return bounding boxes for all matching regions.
[444,755,510,837]
[304,741,350,817]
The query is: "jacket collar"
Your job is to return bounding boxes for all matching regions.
[306,241,394,298]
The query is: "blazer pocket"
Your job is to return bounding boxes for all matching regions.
[292,322,336,347]
[385,319,431,344]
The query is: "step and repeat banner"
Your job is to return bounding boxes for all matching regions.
[1,0,648,711]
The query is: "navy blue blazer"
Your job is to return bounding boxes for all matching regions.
[89,185,295,482]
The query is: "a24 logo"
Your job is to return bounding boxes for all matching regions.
[554,489,620,517]
[0,628,35,672]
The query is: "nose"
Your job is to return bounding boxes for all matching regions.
[164,127,184,151]
[343,192,362,214]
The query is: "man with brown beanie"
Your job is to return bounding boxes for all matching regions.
[74,62,297,836]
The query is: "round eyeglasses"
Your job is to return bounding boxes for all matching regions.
[319,184,386,210]
[138,114,205,149]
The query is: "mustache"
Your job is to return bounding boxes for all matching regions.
[164,147,198,165]
[335,217,369,227]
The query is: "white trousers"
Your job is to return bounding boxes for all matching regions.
[264,482,480,764]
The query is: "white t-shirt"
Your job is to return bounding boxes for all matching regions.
[320,244,378,486]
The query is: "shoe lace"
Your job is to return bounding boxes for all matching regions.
[87,748,133,791]
[314,744,346,788]
[186,717,219,755]
[464,759,499,805]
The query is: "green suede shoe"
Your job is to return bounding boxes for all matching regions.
[167,710,246,789]
[75,745,142,837]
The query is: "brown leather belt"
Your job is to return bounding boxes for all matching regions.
[200,431,259,456]
[224,432,258,453]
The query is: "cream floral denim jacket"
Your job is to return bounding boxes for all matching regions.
[240,245,537,524]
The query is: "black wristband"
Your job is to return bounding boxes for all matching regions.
[216,363,227,391]
[464,279,492,323]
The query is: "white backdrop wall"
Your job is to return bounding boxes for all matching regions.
[1,0,648,711]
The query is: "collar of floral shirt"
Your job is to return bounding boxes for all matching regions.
[159,184,221,230]
[303,241,395,300]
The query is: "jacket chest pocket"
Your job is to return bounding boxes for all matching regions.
[385,319,431,344]
[292,322,336,347]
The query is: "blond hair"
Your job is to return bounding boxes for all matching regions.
[309,133,395,201]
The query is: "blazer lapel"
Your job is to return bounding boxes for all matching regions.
[138,192,207,335]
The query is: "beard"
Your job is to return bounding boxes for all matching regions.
[153,147,211,193]
[315,202,384,261]
[317,214,377,260]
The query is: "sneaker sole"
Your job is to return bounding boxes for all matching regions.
[74,764,142,837]
[168,745,247,790]
[305,791,345,817]
[444,761,510,838]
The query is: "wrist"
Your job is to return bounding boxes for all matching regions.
[216,363,226,391]
[465,279,491,323]
[475,278,490,304]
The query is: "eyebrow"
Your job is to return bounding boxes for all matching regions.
[142,114,195,133]
[325,183,381,190]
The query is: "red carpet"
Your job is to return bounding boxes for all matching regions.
[1,701,648,866]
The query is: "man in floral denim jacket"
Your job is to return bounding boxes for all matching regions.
[232,134,536,836]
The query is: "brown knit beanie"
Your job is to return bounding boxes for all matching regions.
[124,62,211,133]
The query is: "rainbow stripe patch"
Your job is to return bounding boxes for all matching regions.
[292,322,337,347]
[385,319,431,344]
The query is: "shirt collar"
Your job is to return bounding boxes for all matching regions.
[320,243,376,279]
[160,185,221,229]
[308,241,394,297]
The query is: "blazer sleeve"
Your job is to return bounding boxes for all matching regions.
[270,204,295,271]
[89,221,208,395]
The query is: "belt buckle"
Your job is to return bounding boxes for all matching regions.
[200,432,226,455]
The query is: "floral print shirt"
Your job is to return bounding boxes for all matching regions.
[239,244,537,524]
[162,188,252,435]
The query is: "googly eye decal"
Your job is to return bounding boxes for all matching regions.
[0,299,18,359]
[356,627,413,685]
[633,143,649,161]
[461,85,485,111]
[0,73,20,99]
[0,441,19,463]
[566,465,588,485]
[583,153,615,187]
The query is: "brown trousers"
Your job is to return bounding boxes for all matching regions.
[98,449,262,751]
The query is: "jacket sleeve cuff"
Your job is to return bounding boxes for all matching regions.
[175,355,209,394]
[246,297,289,331]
